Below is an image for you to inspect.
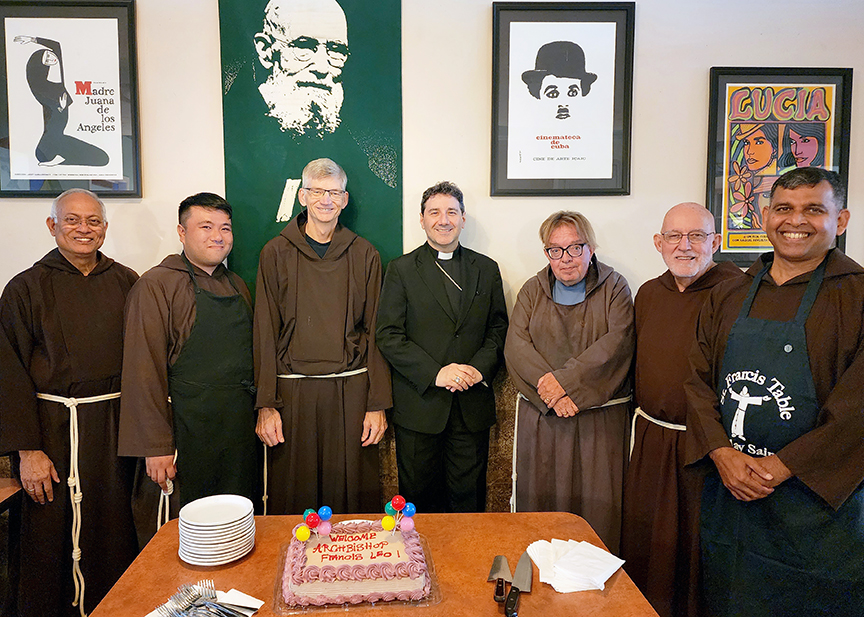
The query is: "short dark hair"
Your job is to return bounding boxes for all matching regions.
[179,192,233,225]
[420,181,464,213]
[770,167,846,210]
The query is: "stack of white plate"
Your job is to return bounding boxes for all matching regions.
[178,494,255,566]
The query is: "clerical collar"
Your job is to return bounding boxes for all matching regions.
[426,242,460,261]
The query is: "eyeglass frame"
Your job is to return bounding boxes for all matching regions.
[302,187,347,201]
[59,215,106,229]
[658,230,716,244]
[544,243,587,260]
[271,34,349,68]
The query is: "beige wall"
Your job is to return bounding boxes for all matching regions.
[2,0,863,307]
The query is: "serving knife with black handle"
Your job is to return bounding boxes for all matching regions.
[487,555,512,602]
[504,551,533,617]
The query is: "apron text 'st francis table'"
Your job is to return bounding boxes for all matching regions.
[91,512,659,616]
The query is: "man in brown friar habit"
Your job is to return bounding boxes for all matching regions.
[685,167,864,616]
[620,202,743,617]
[0,188,138,617]
[119,193,258,540]
[254,158,391,514]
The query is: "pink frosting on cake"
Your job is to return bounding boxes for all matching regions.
[282,520,431,607]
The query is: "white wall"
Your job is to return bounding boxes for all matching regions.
[2,0,863,310]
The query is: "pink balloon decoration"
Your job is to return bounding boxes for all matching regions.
[400,517,415,532]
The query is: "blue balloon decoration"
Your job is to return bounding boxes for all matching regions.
[318,505,333,521]
[403,502,416,517]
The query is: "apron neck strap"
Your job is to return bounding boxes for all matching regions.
[180,253,202,293]
[737,253,829,323]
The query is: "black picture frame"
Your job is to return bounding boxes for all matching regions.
[491,2,634,196]
[706,66,852,266]
[0,0,140,197]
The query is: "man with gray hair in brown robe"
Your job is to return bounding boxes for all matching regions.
[254,158,391,514]
[0,188,138,617]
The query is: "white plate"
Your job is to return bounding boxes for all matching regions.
[180,530,256,553]
[180,535,254,557]
[179,512,254,532]
[179,539,255,566]
[180,539,254,560]
[179,516,254,539]
[179,495,253,526]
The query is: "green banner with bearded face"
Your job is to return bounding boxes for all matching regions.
[219,0,402,290]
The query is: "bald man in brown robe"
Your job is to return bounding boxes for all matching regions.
[0,189,138,617]
[621,203,743,617]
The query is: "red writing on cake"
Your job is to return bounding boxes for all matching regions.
[369,549,401,560]
[329,532,377,542]
[311,540,389,555]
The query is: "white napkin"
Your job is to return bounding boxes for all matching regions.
[527,538,624,593]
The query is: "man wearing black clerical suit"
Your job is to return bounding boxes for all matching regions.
[119,193,257,529]
[377,181,508,513]
[685,167,864,616]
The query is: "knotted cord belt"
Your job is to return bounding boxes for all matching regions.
[629,406,687,458]
[511,392,633,512]
[157,449,178,529]
[35,391,121,617]
[263,367,370,513]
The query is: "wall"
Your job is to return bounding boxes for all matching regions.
[2,0,863,308]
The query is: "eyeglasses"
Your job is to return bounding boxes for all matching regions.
[544,243,586,260]
[303,187,346,201]
[60,215,105,228]
[659,231,715,244]
[274,35,349,68]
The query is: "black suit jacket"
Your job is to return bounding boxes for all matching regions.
[376,243,508,434]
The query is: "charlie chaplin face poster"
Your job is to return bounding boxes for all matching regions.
[507,21,615,180]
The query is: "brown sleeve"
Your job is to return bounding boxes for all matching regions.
[553,273,635,410]
[118,276,175,457]
[504,279,554,411]
[252,242,283,410]
[0,278,42,453]
[778,342,864,509]
[362,248,392,411]
[684,290,737,466]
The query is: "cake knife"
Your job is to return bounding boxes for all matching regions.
[504,551,533,617]
[487,555,512,602]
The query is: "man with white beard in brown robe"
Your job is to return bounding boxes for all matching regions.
[0,189,138,617]
[254,158,391,514]
[620,203,743,617]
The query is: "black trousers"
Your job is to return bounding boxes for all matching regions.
[394,397,489,513]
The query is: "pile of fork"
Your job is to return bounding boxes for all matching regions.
[155,580,247,617]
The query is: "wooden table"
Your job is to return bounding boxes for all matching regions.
[92,512,658,616]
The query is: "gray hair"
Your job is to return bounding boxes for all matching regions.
[301,158,347,190]
[51,188,107,223]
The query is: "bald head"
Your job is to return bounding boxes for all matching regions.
[661,202,714,234]
[654,202,720,291]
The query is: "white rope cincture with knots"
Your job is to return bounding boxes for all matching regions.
[36,391,121,617]
[157,450,178,529]
[629,406,687,459]
[267,367,369,513]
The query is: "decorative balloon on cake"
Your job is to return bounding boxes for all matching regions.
[294,504,334,541]
[381,494,417,534]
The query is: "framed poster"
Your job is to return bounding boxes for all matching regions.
[707,67,852,265]
[491,2,634,196]
[219,0,402,290]
[0,0,140,197]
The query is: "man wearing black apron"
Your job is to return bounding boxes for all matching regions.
[120,193,257,536]
[686,167,864,616]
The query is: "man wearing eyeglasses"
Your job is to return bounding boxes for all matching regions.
[254,158,391,514]
[254,0,348,137]
[620,203,742,617]
[377,181,508,513]
[0,189,138,617]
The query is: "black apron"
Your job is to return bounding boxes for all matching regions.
[168,256,257,506]
[703,256,864,617]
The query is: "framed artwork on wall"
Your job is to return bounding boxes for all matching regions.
[491,2,634,196]
[706,66,852,266]
[0,0,140,197]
